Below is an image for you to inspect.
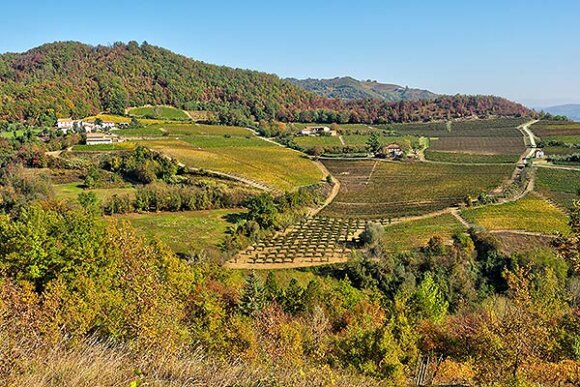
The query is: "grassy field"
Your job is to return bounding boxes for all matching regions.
[72,143,137,152]
[424,150,520,164]
[381,213,466,253]
[118,209,245,255]
[54,183,136,202]
[0,128,42,138]
[127,106,190,120]
[535,168,580,210]
[461,194,570,235]
[321,160,513,218]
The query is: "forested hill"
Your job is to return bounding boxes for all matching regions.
[0,41,532,125]
[287,76,438,102]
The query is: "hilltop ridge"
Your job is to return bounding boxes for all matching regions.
[287,76,438,102]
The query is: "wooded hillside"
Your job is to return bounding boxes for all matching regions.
[0,41,532,125]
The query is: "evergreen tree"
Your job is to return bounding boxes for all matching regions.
[239,271,266,316]
[366,132,382,154]
[282,278,305,315]
[264,271,280,301]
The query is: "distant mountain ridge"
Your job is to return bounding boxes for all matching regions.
[287,76,438,102]
[540,104,580,121]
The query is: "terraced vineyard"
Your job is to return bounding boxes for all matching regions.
[231,216,366,267]
[320,160,514,218]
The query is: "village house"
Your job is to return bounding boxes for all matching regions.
[56,118,75,129]
[383,143,404,158]
[299,126,333,136]
[534,149,545,158]
[56,118,117,133]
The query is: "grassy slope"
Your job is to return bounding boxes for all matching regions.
[381,213,466,253]
[127,106,190,120]
[461,193,570,234]
[118,209,245,255]
[0,128,43,138]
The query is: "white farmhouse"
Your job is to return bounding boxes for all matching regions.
[57,118,76,129]
[299,126,332,136]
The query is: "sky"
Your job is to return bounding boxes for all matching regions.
[1,0,579,107]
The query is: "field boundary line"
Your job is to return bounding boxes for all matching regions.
[451,209,472,228]
[366,161,378,184]
[487,229,557,238]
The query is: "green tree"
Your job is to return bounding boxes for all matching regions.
[264,271,280,301]
[77,191,100,215]
[281,278,305,315]
[246,193,278,229]
[360,222,384,248]
[414,272,448,323]
[366,132,381,154]
[238,271,266,316]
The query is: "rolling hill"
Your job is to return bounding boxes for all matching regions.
[287,76,437,102]
[541,104,580,121]
[0,41,532,125]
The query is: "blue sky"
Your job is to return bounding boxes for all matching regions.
[1,0,579,106]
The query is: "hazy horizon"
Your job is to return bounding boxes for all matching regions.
[1,0,579,106]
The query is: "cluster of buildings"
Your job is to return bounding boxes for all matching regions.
[56,118,126,145]
[56,118,120,133]
[299,126,334,136]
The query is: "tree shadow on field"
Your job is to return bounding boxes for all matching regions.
[223,212,246,224]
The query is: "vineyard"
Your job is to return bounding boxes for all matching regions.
[428,136,524,155]
[536,168,580,210]
[320,160,513,218]
[424,150,520,164]
[531,120,580,139]
[461,193,570,235]
[531,120,580,157]
[115,122,324,192]
[231,216,366,267]
[379,117,528,137]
